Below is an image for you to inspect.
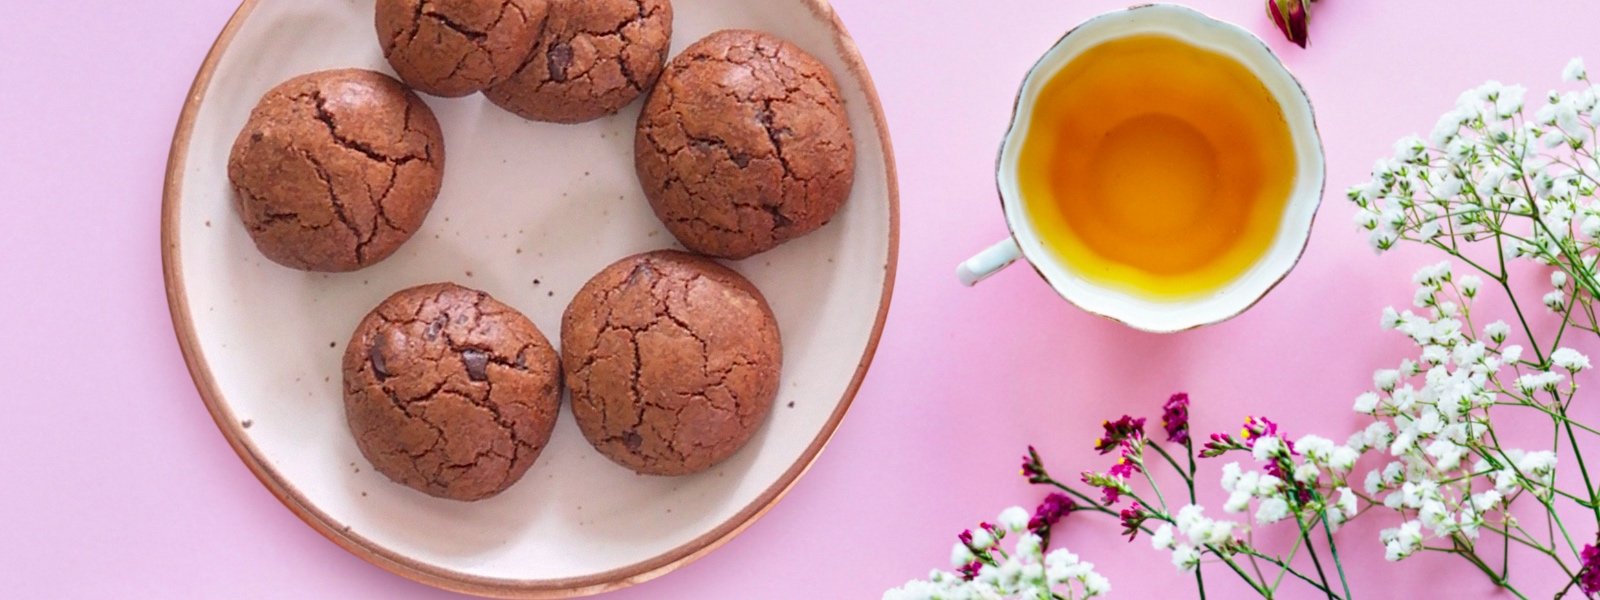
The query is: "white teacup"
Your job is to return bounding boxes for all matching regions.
[956,4,1325,333]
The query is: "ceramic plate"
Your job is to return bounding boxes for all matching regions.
[161,0,897,596]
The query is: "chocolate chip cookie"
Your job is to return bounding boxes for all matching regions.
[562,250,781,476]
[634,30,855,259]
[228,69,445,272]
[376,0,550,97]
[343,283,561,501]
[484,0,672,123]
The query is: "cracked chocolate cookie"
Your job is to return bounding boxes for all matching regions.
[228,69,445,272]
[483,0,672,124]
[343,283,562,501]
[634,30,855,260]
[562,250,781,476]
[376,0,549,98]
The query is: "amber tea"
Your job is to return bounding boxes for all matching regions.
[1016,33,1297,299]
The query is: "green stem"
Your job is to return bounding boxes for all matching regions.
[1235,548,1340,600]
[1316,504,1353,600]
[1291,512,1337,599]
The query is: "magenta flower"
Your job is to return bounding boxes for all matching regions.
[1268,0,1313,48]
[957,560,982,581]
[1030,492,1076,546]
[1162,393,1191,444]
[1021,445,1049,484]
[1581,538,1600,594]
[1094,415,1146,454]
[1082,471,1126,505]
[1119,502,1149,541]
[1029,492,1076,531]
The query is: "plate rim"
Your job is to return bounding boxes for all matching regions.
[159,0,901,597]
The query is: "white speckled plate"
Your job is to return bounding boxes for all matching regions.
[161,0,897,596]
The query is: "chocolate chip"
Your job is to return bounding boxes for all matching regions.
[369,337,390,380]
[514,348,527,369]
[462,349,489,381]
[625,262,655,286]
[425,314,446,340]
[547,42,574,82]
[623,431,643,452]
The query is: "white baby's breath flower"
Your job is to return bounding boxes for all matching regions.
[951,542,976,568]
[1381,306,1403,329]
[1254,474,1284,497]
[1565,57,1588,83]
[1256,497,1291,524]
[1544,289,1567,312]
[1459,275,1482,297]
[1330,446,1360,472]
[1354,392,1380,414]
[997,506,1030,533]
[1483,321,1510,343]
[1518,450,1558,476]
[1013,532,1042,559]
[1294,462,1321,484]
[1336,487,1358,518]
[1381,520,1425,561]
[1150,524,1175,550]
[1298,435,1336,463]
[1471,490,1503,512]
[1394,135,1427,164]
[1502,345,1524,363]
[1171,544,1201,572]
[1252,436,1284,461]
[1552,270,1570,288]
[968,527,995,551]
[1496,85,1528,117]
[1220,461,1243,492]
[1553,347,1591,371]
[1082,572,1110,596]
[1224,490,1252,514]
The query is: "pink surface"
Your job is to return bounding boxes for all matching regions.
[5,0,1600,597]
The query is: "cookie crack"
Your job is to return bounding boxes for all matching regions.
[297,90,425,166]
[291,145,372,261]
[422,6,489,41]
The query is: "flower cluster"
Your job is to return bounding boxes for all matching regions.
[1148,504,1245,573]
[1350,59,1600,302]
[1352,261,1584,560]
[885,505,1108,600]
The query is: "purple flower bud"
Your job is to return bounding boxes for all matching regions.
[1161,393,1191,444]
[1268,0,1312,48]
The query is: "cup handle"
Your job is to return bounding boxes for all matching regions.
[956,238,1023,287]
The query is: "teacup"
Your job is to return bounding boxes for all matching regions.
[956,4,1324,333]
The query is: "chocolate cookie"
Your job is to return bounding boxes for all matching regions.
[228,69,445,272]
[376,0,549,97]
[634,30,855,260]
[562,251,781,476]
[484,0,672,123]
[343,283,561,501]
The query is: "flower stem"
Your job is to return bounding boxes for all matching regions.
[1316,504,1353,600]
[1291,512,1337,599]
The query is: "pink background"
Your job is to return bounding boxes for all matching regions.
[6,0,1600,597]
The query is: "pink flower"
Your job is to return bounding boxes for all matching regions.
[1119,502,1149,541]
[1268,0,1313,48]
[1021,445,1049,484]
[1029,492,1076,545]
[957,560,982,581]
[1094,416,1146,454]
[1162,393,1191,444]
[1581,538,1600,594]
